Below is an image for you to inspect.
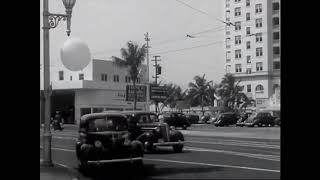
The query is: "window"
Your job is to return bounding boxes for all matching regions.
[226,65,231,73]
[235,35,241,45]
[226,10,230,21]
[256,33,262,42]
[246,68,252,74]
[79,73,84,80]
[70,76,72,81]
[256,62,263,71]
[226,38,231,48]
[92,108,104,113]
[235,7,241,17]
[273,17,279,26]
[247,84,251,92]
[246,27,251,35]
[59,71,64,81]
[256,18,262,28]
[125,76,131,83]
[255,84,264,93]
[113,75,119,82]
[255,4,262,13]
[226,51,231,62]
[101,74,108,81]
[246,0,250,6]
[247,56,251,63]
[235,64,242,73]
[235,21,241,31]
[273,2,280,10]
[246,41,251,49]
[246,13,250,21]
[235,49,241,59]
[273,32,280,40]
[80,108,91,116]
[234,0,240,2]
[226,31,230,35]
[273,46,280,55]
[256,47,263,57]
[273,61,280,69]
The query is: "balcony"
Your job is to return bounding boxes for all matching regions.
[232,71,270,78]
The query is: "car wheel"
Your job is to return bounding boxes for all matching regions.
[145,142,155,152]
[173,145,183,153]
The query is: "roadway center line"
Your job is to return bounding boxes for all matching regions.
[186,140,280,149]
[143,158,280,173]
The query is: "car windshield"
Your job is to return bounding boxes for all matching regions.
[87,116,128,132]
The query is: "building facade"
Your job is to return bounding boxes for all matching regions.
[224,0,280,109]
[40,59,150,124]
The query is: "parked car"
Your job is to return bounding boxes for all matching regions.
[122,111,185,153]
[270,110,281,126]
[207,115,218,124]
[214,112,240,127]
[185,113,200,124]
[75,112,144,171]
[236,112,252,127]
[244,111,276,127]
[162,112,191,130]
[199,114,211,124]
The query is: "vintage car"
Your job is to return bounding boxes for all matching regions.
[236,112,252,127]
[185,113,200,124]
[244,111,276,127]
[122,111,185,153]
[75,112,144,171]
[214,112,240,127]
[162,112,191,130]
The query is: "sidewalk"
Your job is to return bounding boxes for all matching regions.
[40,160,83,180]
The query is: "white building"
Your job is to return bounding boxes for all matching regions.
[224,0,280,109]
[40,59,150,124]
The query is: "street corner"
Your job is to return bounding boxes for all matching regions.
[40,161,82,180]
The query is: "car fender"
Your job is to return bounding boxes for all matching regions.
[169,130,184,142]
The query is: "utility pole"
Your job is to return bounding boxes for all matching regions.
[144,32,150,83]
[152,55,161,112]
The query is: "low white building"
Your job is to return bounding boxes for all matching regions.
[40,59,150,124]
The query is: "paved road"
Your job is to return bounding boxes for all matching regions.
[40,127,280,179]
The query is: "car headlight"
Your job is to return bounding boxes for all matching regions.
[155,127,161,133]
[94,140,102,148]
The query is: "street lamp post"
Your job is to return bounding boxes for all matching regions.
[41,0,76,167]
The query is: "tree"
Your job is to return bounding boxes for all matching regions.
[186,74,214,115]
[112,41,147,110]
[216,73,248,111]
[159,83,186,112]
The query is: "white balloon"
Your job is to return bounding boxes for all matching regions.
[60,38,91,71]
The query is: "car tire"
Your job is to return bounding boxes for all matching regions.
[173,145,183,153]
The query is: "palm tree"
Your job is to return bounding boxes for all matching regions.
[160,83,186,112]
[216,73,246,110]
[186,74,214,115]
[112,41,147,110]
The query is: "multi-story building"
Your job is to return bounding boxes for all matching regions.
[40,59,149,124]
[224,0,280,109]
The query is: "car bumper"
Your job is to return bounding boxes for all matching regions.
[152,140,184,146]
[87,157,143,165]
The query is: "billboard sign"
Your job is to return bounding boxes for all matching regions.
[150,84,167,101]
[126,85,147,102]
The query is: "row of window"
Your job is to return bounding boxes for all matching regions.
[226,61,280,74]
[80,107,143,117]
[234,4,262,17]
[228,47,280,60]
[59,72,84,81]
[100,73,140,83]
[227,32,279,48]
[228,0,279,11]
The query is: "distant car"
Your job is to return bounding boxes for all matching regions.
[214,112,240,127]
[185,113,200,124]
[199,115,211,124]
[270,110,280,126]
[162,112,191,130]
[236,112,252,127]
[244,111,276,127]
[122,111,184,153]
[75,112,144,171]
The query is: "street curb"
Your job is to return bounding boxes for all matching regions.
[40,159,82,180]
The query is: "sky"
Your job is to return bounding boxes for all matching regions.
[40,0,225,90]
